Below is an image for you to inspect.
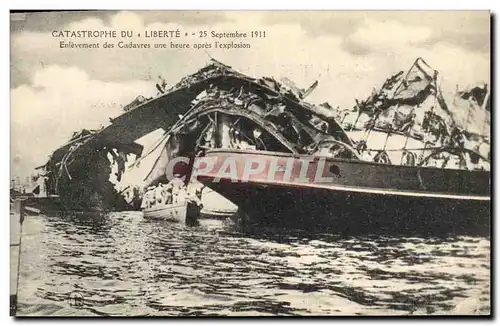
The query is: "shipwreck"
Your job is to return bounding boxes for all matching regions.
[34,58,490,234]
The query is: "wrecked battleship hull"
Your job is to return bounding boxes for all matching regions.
[40,58,491,234]
[142,60,359,187]
[194,149,490,235]
[207,182,490,236]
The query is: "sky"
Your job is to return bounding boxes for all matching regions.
[10,10,491,179]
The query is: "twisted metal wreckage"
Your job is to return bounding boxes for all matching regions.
[36,58,491,216]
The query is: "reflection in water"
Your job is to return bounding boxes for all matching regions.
[17,212,490,316]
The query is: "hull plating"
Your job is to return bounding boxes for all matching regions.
[196,149,490,235]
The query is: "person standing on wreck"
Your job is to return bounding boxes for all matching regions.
[187,184,203,204]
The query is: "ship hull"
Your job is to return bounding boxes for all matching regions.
[195,149,490,235]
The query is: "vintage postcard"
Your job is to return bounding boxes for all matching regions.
[10,10,491,317]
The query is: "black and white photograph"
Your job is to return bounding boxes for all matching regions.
[9,10,491,317]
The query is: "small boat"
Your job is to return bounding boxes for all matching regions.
[340,57,490,171]
[142,202,188,223]
[195,148,490,235]
[142,201,204,226]
[141,180,204,225]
